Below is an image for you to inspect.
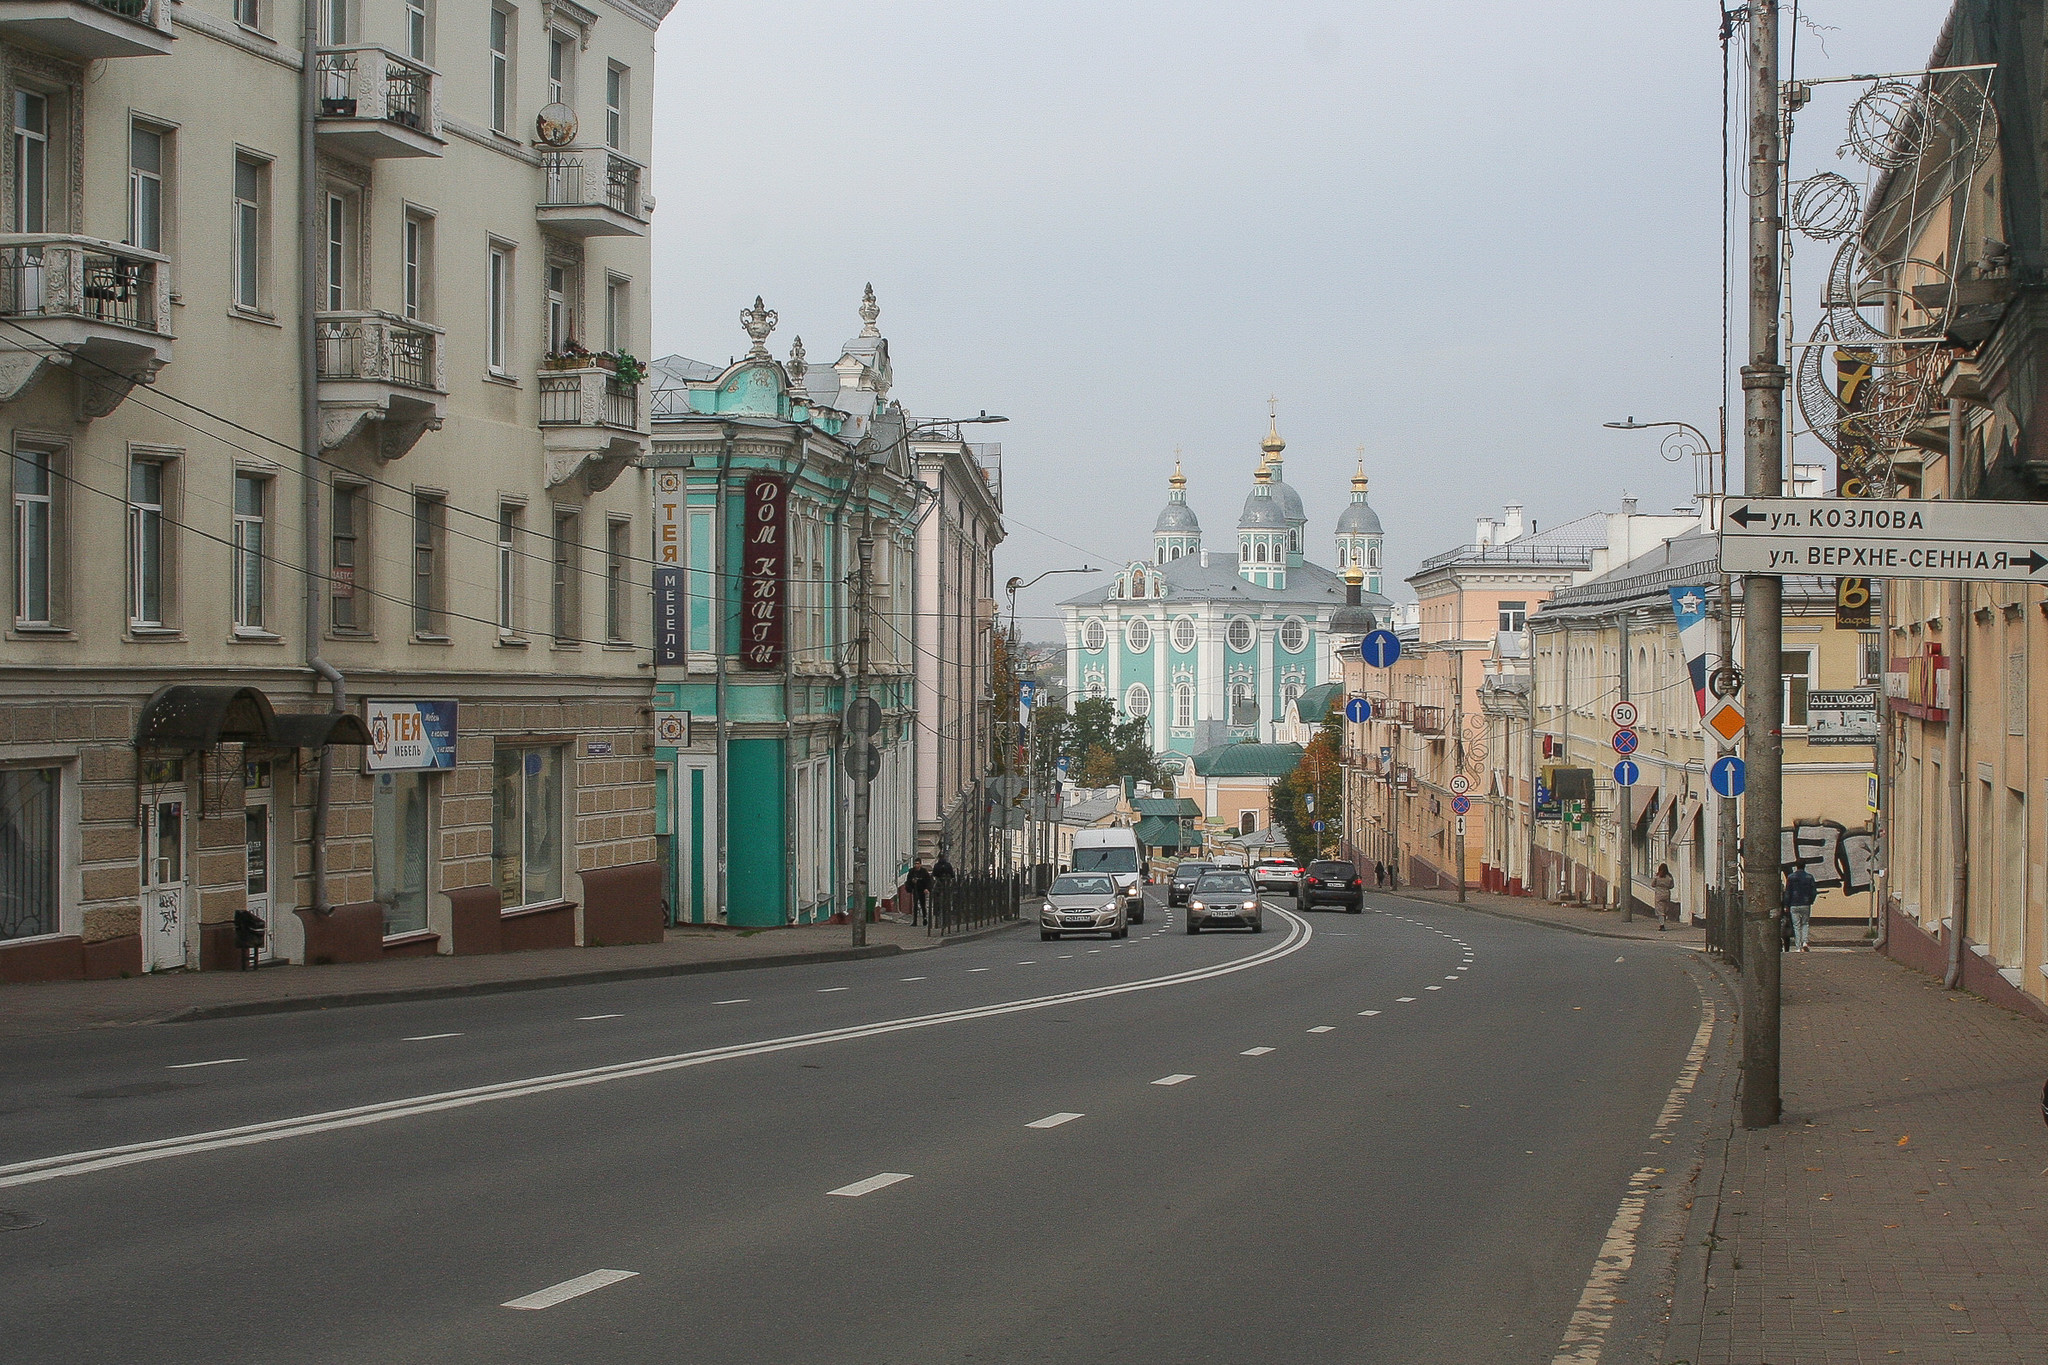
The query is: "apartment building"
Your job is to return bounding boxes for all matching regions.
[1,0,674,981]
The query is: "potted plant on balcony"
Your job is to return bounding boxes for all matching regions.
[541,338,594,372]
[610,350,647,388]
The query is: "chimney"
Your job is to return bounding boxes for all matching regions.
[1621,495,1638,517]
[1475,515,1497,547]
[1502,503,1524,541]
[1200,548,1211,568]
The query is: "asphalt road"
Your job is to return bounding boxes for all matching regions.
[1,889,1720,1364]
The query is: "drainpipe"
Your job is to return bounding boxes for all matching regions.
[1943,398,1969,988]
[714,423,734,923]
[300,1,345,915]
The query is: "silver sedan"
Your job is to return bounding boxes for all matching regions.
[1185,874,1264,933]
[1040,873,1129,940]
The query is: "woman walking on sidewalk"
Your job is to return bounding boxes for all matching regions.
[1651,863,1676,930]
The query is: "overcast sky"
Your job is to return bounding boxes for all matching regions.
[648,0,1952,636]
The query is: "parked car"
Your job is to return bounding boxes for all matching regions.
[1186,872,1263,933]
[1299,859,1364,912]
[1039,873,1128,941]
[1070,827,1147,923]
[1253,857,1302,895]
[1168,861,1217,906]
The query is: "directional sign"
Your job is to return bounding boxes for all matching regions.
[1706,701,1744,748]
[1610,700,1639,728]
[847,697,883,740]
[1344,696,1373,724]
[1867,770,1880,814]
[1451,794,1472,815]
[1613,758,1641,787]
[1612,727,1639,756]
[1710,755,1746,798]
[1361,629,1402,668]
[1455,815,1467,837]
[1449,774,1471,796]
[1312,820,1326,833]
[1720,495,2048,584]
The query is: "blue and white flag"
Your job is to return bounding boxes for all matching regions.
[1669,586,1713,717]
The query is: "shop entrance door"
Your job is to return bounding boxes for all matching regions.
[142,792,187,972]
[244,761,275,959]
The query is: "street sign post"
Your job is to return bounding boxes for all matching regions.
[1455,815,1466,837]
[1710,755,1746,798]
[1609,700,1639,728]
[1719,495,2048,583]
[1613,758,1640,787]
[1451,794,1471,815]
[1449,774,1470,796]
[1706,701,1745,748]
[1612,728,1639,755]
[1361,630,1402,668]
[1312,819,1325,833]
[1344,696,1373,724]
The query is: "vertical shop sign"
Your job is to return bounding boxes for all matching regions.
[742,473,786,670]
[654,470,685,666]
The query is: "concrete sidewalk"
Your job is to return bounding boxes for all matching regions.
[1668,950,2048,1364]
[1387,884,1710,944]
[0,917,1020,1036]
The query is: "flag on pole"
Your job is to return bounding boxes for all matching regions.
[1669,586,1713,717]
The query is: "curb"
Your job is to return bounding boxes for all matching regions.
[1659,955,1743,1363]
[1383,890,1707,945]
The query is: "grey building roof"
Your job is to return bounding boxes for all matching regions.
[1330,600,1379,634]
[1060,551,1392,611]
[1267,473,1306,525]
[1335,499,1383,535]
[1536,526,1862,618]
[1154,500,1202,533]
[649,354,724,385]
[1237,488,1290,529]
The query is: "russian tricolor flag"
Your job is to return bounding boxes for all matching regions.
[1669,586,1713,718]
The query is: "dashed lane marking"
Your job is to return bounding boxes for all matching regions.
[165,1058,245,1070]
[1426,986,1442,991]
[714,999,750,1005]
[1396,997,1417,1003]
[828,1172,914,1198]
[817,987,850,994]
[1241,1047,1275,1056]
[1026,1112,1084,1129]
[576,1014,623,1021]
[1307,1026,1335,1033]
[502,1269,639,1310]
[1358,1010,1382,1017]
[900,977,925,982]
[403,1033,463,1042]
[1152,1074,1196,1086]
[968,968,991,973]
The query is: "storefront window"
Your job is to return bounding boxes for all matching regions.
[373,771,431,935]
[1,767,59,941]
[493,745,563,908]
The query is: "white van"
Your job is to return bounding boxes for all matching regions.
[1069,827,1147,923]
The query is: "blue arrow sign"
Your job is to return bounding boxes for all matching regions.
[1361,629,1402,668]
[1613,758,1641,787]
[1710,755,1746,798]
[1312,819,1326,832]
[1452,794,1472,815]
[1344,696,1372,724]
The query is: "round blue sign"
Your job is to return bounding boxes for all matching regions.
[1312,819,1326,833]
[1710,755,1747,798]
[1451,794,1471,815]
[1612,728,1639,755]
[1361,629,1402,668]
[1613,758,1641,787]
[1344,696,1373,724]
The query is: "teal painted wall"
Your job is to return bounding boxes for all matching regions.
[726,737,787,926]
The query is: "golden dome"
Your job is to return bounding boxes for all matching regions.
[1169,457,1186,489]
[1345,563,1364,586]
[1261,416,1286,457]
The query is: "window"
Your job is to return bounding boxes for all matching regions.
[13,447,53,626]
[1238,810,1258,836]
[322,0,347,44]
[128,458,167,628]
[233,156,265,312]
[1860,631,1883,686]
[1498,600,1527,633]
[11,92,48,234]
[372,771,431,936]
[1368,542,1380,569]
[1171,615,1196,652]
[233,0,261,29]
[605,64,626,149]
[405,0,430,61]
[1173,681,1193,728]
[1226,616,1253,652]
[331,483,362,630]
[1782,650,1811,727]
[605,518,629,642]
[605,276,629,352]
[325,192,347,311]
[487,244,511,373]
[1254,542,1268,564]
[402,212,431,321]
[412,493,444,636]
[496,503,521,636]
[129,124,164,253]
[546,262,572,353]
[233,473,267,631]
[1126,682,1150,720]
[1230,682,1257,727]
[494,745,564,908]
[0,767,60,942]
[489,8,512,134]
[1126,616,1151,653]
[1085,678,1104,701]
[548,30,574,107]
[1279,617,1306,653]
[552,509,579,643]
[1283,681,1301,719]
[1081,617,1105,652]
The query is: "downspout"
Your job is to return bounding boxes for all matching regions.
[300,2,345,916]
[825,452,858,913]
[782,433,797,925]
[1944,397,1969,988]
[715,422,734,923]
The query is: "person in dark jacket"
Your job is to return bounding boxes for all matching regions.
[1784,864,1819,951]
[906,858,934,925]
[933,854,956,883]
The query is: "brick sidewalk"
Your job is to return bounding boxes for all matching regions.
[1673,951,2048,1364]
[0,918,998,1037]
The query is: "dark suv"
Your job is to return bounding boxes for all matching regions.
[1168,861,1216,907]
[1299,860,1364,912]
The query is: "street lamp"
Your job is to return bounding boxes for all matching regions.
[1604,417,1726,497]
[1003,565,1100,885]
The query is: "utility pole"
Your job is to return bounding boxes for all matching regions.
[1717,576,1743,968]
[1617,611,1633,921]
[1739,0,1786,1130]
[1453,646,1467,903]
[847,460,876,949]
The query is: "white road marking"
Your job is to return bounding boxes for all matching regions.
[714,998,750,1005]
[1241,1047,1275,1056]
[1551,994,1719,1365]
[1358,1010,1382,1017]
[1615,956,1626,963]
[5,911,1317,1191]
[1017,961,1037,965]
[1307,1025,1335,1033]
[1396,997,1417,1003]
[502,1269,638,1310]
[828,1172,913,1197]
[1445,976,1460,980]
[402,1033,464,1042]
[576,1014,623,1021]
[165,1058,244,1070]
[1027,1112,1084,1129]
[900,977,926,982]
[1425,986,1442,991]
[817,987,850,993]
[1152,1074,1196,1086]
[968,967,991,973]
[1057,955,1073,959]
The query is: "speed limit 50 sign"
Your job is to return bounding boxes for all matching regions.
[1609,700,1639,729]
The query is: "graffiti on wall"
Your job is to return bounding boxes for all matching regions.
[1779,819,1879,894]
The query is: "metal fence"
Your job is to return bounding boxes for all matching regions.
[314,315,436,389]
[925,872,1024,938]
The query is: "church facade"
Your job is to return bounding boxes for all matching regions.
[1060,422,1390,779]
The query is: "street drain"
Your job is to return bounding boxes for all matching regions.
[1,1209,45,1231]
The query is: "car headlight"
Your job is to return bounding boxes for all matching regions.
[1243,900,1259,911]
[1102,901,1119,913]
[1189,900,1204,911]
[1043,903,1056,914]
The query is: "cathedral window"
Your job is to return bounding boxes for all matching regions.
[1226,616,1253,652]
[1126,617,1152,653]
[1125,683,1151,719]
[1230,683,1257,727]
[1082,617,1106,652]
[1171,615,1196,652]
[1279,617,1306,653]
[1173,682,1193,728]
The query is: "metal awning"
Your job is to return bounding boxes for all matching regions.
[1633,787,1661,832]
[134,685,278,750]
[270,711,375,748]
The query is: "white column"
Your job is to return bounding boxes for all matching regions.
[1152,606,1168,751]
[1257,615,1276,741]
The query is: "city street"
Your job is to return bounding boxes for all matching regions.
[3,890,1724,1364]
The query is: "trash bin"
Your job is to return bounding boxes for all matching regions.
[233,908,267,971]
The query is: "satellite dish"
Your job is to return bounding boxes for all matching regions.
[535,103,579,148]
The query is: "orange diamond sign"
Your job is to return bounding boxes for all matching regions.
[1707,702,1745,746]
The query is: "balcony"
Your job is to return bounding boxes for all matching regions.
[0,0,172,59]
[537,148,647,237]
[0,235,173,417]
[1412,705,1446,736]
[315,46,444,159]
[539,361,647,490]
[315,311,446,459]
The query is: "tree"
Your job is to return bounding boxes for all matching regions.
[1042,697,1162,788]
[1271,715,1343,865]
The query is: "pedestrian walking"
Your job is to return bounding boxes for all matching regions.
[1651,863,1676,932]
[906,857,934,926]
[1374,861,1386,888]
[1784,863,1818,951]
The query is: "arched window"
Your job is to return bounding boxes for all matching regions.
[1282,681,1301,720]
[1082,617,1106,652]
[1226,616,1254,652]
[1173,682,1194,727]
[1126,683,1150,719]
[1126,616,1152,653]
[1230,683,1257,727]
[1255,542,1269,564]
[1290,529,1301,553]
[1156,547,1165,565]
[1086,678,1105,701]
[1368,542,1380,568]
[1279,617,1307,653]
[1171,616,1197,652]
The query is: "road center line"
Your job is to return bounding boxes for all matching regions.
[1396,996,1417,1003]
[817,987,850,993]
[1152,1074,1195,1086]
[1358,1010,1382,1017]
[575,1014,623,1021]
[828,1172,912,1197]
[899,977,926,982]
[1308,1026,1335,1033]
[713,998,750,1005]
[403,1033,463,1041]
[165,1058,245,1070]
[1026,1112,1084,1129]
[502,1269,638,1310]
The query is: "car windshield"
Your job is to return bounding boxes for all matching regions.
[1194,875,1254,895]
[1049,874,1114,898]
[1173,864,1214,880]
[1071,847,1139,874]
[1308,862,1356,878]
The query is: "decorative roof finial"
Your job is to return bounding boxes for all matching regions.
[1169,448,1186,490]
[1261,397,1285,458]
[1253,464,1273,489]
[740,296,778,358]
[1352,450,1369,496]
[858,282,881,337]
[1345,562,1364,587]
[787,335,806,385]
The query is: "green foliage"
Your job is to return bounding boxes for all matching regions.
[1040,697,1163,788]
[1271,717,1343,865]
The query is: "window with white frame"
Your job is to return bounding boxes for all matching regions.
[373,770,431,936]
[402,211,432,322]
[1226,616,1253,652]
[1782,650,1811,728]
[605,275,629,352]
[11,92,49,235]
[489,7,513,133]
[127,457,169,628]
[1230,681,1256,727]
[1171,615,1196,652]
[1173,681,1193,728]
[405,0,430,61]
[128,123,165,254]
[548,29,575,108]
[1498,600,1527,633]
[1086,678,1104,701]
[605,517,629,642]
[605,63,627,149]
[0,765,61,942]
[546,261,575,353]
[232,473,267,632]
[13,446,55,627]
[412,493,445,636]
[324,190,351,311]
[232,155,266,312]
[1126,682,1150,720]
[321,0,347,44]
[496,503,521,637]
[493,744,564,908]
[552,509,580,643]
[1081,617,1106,652]
[487,242,512,373]
[331,481,364,631]
[1126,616,1151,653]
[233,0,261,30]
[1279,617,1306,653]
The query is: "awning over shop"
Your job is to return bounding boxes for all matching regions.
[135,685,277,750]
[1633,787,1661,832]
[270,711,375,748]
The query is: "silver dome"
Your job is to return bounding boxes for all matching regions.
[1335,500,1383,536]
[1330,602,1379,635]
[1154,501,1202,533]
[1267,475,1306,525]
[1238,490,1290,529]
